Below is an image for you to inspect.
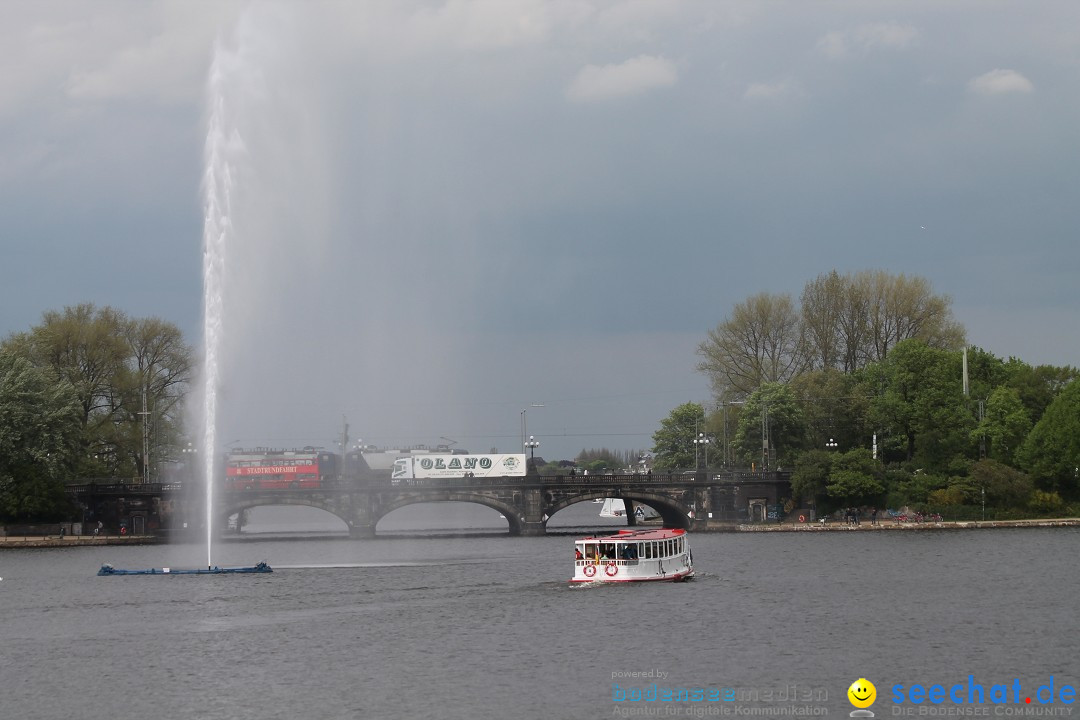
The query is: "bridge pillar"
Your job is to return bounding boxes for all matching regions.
[518,487,547,536]
[518,520,546,536]
[347,523,376,539]
[336,491,378,539]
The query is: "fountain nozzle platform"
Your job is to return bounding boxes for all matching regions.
[97,562,272,576]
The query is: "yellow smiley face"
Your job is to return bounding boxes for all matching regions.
[848,678,876,708]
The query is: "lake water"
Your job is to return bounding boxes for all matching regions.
[2,503,1077,720]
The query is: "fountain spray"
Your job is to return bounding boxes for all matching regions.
[202,38,241,570]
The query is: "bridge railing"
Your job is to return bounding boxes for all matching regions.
[66,471,789,495]
[67,482,184,496]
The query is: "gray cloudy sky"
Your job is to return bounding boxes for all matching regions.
[3,1,1078,462]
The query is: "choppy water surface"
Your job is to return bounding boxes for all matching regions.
[2,506,1076,720]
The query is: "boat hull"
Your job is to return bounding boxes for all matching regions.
[569,569,694,583]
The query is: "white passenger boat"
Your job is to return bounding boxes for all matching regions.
[571,528,694,583]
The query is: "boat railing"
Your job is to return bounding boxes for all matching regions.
[576,559,639,567]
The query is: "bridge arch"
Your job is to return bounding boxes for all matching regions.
[545,490,692,530]
[219,496,353,533]
[374,493,527,536]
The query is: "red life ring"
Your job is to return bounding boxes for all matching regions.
[799,515,806,523]
[605,564,618,577]
[583,565,596,578]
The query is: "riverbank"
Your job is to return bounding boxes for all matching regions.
[728,517,1080,532]
[0,534,160,548]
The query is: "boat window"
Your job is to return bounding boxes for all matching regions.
[651,541,658,558]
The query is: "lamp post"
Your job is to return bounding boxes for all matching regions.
[760,403,770,471]
[181,442,198,483]
[521,403,545,453]
[525,435,540,475]
[138,386,151,484]
[826,438,838,450]
[694,432,711,469]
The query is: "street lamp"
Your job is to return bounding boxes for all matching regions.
[526,435,540,460]
[826,438,838,450]
[694,432,711,469]
[182,443,198,483]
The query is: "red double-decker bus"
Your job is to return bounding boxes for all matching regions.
[224,448,339,490]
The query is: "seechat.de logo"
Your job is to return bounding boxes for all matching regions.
[848,678,877,718]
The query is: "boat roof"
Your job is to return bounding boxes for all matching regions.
[576,528,687,543]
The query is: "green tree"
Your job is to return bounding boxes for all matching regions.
[0,353,82,521]
[825,448,885,505]
[575,448,642,471]
[2,304,193,480]
[800,271,846,371]
[651,402,704,471]
[1004,360,1079,426]
[732,383,805,468]
[1017,379,1080,495]
[860,270,966,364]
[1028,489,1064,514]
[867,340,974,468]
[790,449,832,508]
[970,459,1032,508]
[116,316,194,476]
[789,369,872,452]
[971,387,1031,465]
[697,292,807,399]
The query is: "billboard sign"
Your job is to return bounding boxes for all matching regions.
[392,454,527,479]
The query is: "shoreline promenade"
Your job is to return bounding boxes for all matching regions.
[727,517,1080,532]
[0,534,159,548]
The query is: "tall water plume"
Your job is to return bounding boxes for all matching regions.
[201,37,244,568]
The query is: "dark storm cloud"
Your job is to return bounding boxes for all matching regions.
[3,1,1078,460]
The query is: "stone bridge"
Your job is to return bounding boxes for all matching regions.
[215,471,791,537]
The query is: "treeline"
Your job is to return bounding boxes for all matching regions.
[537,448,648,476]
[698,270,964,398]
[661,270,1080,518]
[0,304,193,521]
